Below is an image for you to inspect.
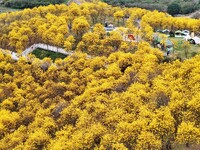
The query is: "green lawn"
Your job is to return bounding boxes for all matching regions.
[168,37,200,59]
[32,48,67,61]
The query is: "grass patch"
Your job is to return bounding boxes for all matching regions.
[168,37,200,59]
[32,48,67,61]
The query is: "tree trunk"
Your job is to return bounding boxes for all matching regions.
[185,48,188,58]
[186,142,189,148]
[165,140,172,150]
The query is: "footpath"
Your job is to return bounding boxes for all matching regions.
[0,43,74,61]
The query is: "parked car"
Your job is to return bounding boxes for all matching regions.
[182,30,190,35]
[175,30,189,37]
[190,36,200,44]
[156,29,163,33]
[156,29,170,35]
[162,29,170,34]
[184,35,200,45]
[105,24,115,33]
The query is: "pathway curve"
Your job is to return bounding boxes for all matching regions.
[0,49,19,61]
[1,43,74,61]
[22,43,73,56]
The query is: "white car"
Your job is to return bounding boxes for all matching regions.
[192,36,200,44]
[105,24,115,33]
[182,30,190,35]
[185,35,200,45]
[175,30,189,37]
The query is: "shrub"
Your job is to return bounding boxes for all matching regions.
[167,3,181,16]
[191,52,198,57]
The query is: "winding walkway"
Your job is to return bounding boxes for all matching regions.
[1,43,74,61]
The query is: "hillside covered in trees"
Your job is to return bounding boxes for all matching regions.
[1,0,200,15]
[103,0,200,15]
[0,2,200,150]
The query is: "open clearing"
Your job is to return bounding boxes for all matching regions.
[169,37,200,59]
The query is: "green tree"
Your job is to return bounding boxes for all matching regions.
[167,3,181,16]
